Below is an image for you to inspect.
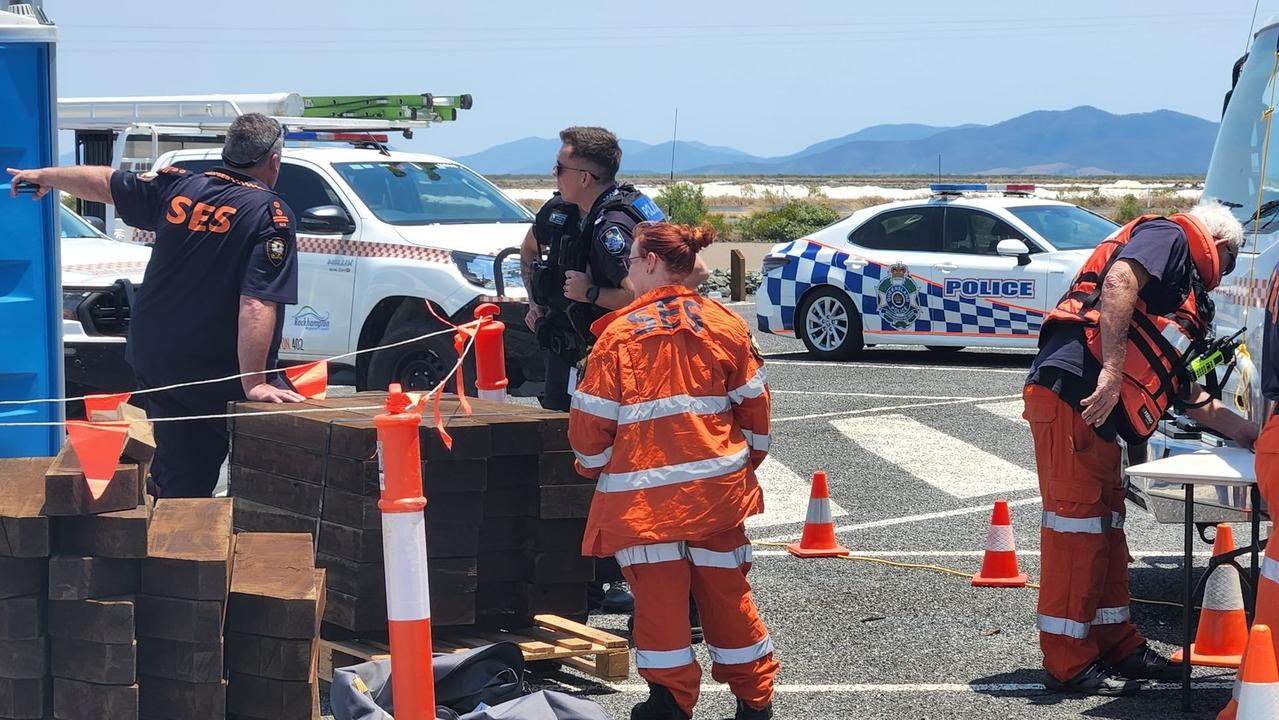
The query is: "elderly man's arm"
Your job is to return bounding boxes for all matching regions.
[1080,258,1150,427]
[238,296,304,403]
[1184,385,1259,450]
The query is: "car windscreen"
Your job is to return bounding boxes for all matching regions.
[1006,205,1118,250]
[59,205,109,239]
[333,161,532,225]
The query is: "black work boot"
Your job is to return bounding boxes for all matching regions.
[1109,643,1183,682]
[630,683,690,720]
[1044,661,1140,696]
[734,698,774,719]
[601,581,635,614]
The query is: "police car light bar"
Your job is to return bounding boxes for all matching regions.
[930,183,1036,196]
[285,131,389,143]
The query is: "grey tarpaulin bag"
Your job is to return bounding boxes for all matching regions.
[331,642,526,719]
[455,690,612,720]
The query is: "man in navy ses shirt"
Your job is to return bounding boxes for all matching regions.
[9,113,304,497]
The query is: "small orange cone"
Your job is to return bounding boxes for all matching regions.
[786,472,850,558]
[82,392,131,420]
[1237,624,1279,719]
[1173,524,1248,668]
[285,360,328,400]
[65,421,129,500]
[972,499,1027,587]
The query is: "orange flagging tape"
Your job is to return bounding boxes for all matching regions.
[285,360,329,400]
[66,421,129,499]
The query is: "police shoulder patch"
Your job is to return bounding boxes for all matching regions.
[549,210,568,226]
[600,226,627,255]
[266,237,288,267]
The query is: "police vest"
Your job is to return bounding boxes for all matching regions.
[1043,213,1221,441]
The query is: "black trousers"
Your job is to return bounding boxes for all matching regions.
[540,352,573,412]
[141,378,241,498]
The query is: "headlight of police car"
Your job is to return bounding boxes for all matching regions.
[62,290,91,321]
[451,251,524,291]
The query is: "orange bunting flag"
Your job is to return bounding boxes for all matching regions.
[83,392,131,421]
[404,392,426,412]
[66,421,129,500]
[285,361,329,399]
[431,386,454,450]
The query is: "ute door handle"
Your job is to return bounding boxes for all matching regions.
[936,262,958,272]
[843,257,867,271]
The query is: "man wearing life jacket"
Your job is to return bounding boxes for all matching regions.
[1219,252,1279,719]
[569,222,777,720]
[1024,200,1255,696]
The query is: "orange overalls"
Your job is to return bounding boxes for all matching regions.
[568,284,778,717]
[1218,417,1279,719]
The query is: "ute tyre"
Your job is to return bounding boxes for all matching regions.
[797,287,863,360]
[365,320,477,394]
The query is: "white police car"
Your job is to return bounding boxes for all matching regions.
[756,184,1119,359]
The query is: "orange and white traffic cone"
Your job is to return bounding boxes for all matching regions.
[971,499,1027,587]
[1236,624,1279,720]
[374,384,435,718]
[1174,524,1248,668]
[786,471,850,558]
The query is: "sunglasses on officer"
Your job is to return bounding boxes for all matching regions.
[552,161,599,180]
[223,121,284,169]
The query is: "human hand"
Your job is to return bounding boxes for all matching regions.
[6,167,51,200]
[525,303,546,332]
[244,382,306,403]
[1233,421,1260,452]
[564,270,591,303]
[1080,366,1122,427]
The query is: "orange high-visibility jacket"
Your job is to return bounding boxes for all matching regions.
[569,284,769,557]
[1042,213,1221,441]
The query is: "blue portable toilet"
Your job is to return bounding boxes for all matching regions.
[0,4,62,457]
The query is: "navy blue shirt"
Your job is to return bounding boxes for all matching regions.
[584,185,641,290]
[110,166,299,387]
[1027,218,1194,438]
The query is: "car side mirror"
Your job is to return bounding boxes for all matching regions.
[300,205,355,234]
[996,238,1032,266]
[86,215,107,233]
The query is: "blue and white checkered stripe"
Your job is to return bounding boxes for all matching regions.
[756,240,1045,336]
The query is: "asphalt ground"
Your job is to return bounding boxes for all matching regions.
[320,301,1248,719]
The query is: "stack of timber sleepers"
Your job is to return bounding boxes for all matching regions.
[225,532,323,720]
[0,459,52,720]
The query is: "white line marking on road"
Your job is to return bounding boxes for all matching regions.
[978,399,1028,427]
[773,395,1020,423]
[605,682,1233,693]
[755,497,1041,543]
[774,390,990,400]
[765,358,1029,375]
[831,414,1037,498]
[747,457,847,529]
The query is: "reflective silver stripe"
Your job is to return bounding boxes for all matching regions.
[805,498,833,525]
[1037,614,1091,639]
[597,448,750,493]
[985,524,1016,553]
[1232,677,1241,701]
[1203,564,1245,611]
[615,542,685,567]
[636,647,696,669]
[728,367,768,404]
[1041,512,1106,534]
[1110,512,1125,530]
[1092,606,1130,625]
[1263,556,1279,585]
[1160,322,1193,357]
[688,544,753,569]
[617,395,730,425]
[573,446,612,469]
[742,429,771,453]
[571,391,619,421]
[707,636,775,665]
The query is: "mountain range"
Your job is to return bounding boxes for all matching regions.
[456,106,1219,176]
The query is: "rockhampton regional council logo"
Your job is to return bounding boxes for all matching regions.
[292,306,331,332]
[876,262,920,329]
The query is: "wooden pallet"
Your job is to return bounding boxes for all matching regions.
[318,614,629,683]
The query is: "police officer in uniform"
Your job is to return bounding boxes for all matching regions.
[9,113,305,497]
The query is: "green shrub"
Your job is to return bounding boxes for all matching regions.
[704,212,735,242]
[1114,194,1143,224]
[655,182,708,225]
[739,200,840,243]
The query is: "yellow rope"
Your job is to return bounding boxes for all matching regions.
[753,541,1197,610]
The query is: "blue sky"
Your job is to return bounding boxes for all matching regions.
[45,1,1264,159]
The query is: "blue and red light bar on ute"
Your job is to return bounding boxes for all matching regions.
[285,131,389,143]
[930,183,1036,195]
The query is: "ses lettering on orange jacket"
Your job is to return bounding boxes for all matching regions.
[164,196,238,233]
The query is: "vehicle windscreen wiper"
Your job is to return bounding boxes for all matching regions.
[1252,198,1279,222]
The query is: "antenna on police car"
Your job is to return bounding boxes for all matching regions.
[669,108,679,183]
